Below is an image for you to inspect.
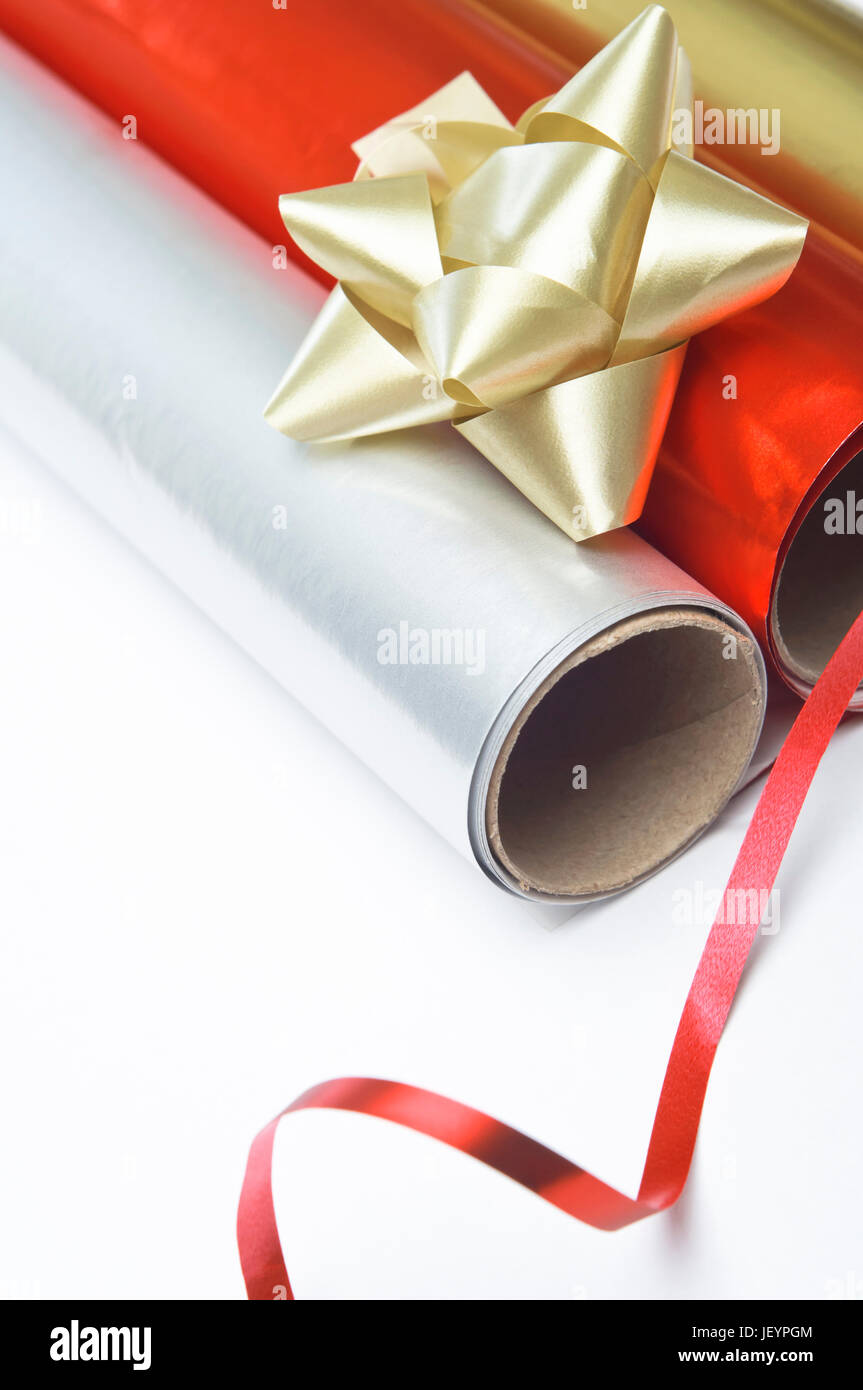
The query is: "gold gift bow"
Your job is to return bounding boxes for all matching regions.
[265,4,807,542]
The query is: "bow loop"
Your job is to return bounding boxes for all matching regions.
[413,266,617,410]
[523,4,679,183]
[435,141,651,319]
[613,153,812,363]
[279,175,441,328]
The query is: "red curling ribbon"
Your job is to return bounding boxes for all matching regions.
[238,612,863,1300]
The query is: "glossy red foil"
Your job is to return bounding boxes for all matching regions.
[1,0,861,683]
[639,235,863,663]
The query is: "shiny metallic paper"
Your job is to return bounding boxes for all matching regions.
[0,41,765,903]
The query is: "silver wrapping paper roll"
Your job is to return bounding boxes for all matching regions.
[0,40,766,903]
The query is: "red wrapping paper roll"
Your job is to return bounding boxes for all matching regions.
[2,0,860,703]
[639,234,863,701]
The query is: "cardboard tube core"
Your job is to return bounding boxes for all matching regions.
[772,450,863,702]
[487,608,763,898]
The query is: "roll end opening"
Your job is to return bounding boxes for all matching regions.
[486,608,764,899]
[772,449,863,709]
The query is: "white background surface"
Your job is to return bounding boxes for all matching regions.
[1,420,861,1300]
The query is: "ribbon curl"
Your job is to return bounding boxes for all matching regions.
[239,612,863,1298]
[265,5,807,541]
